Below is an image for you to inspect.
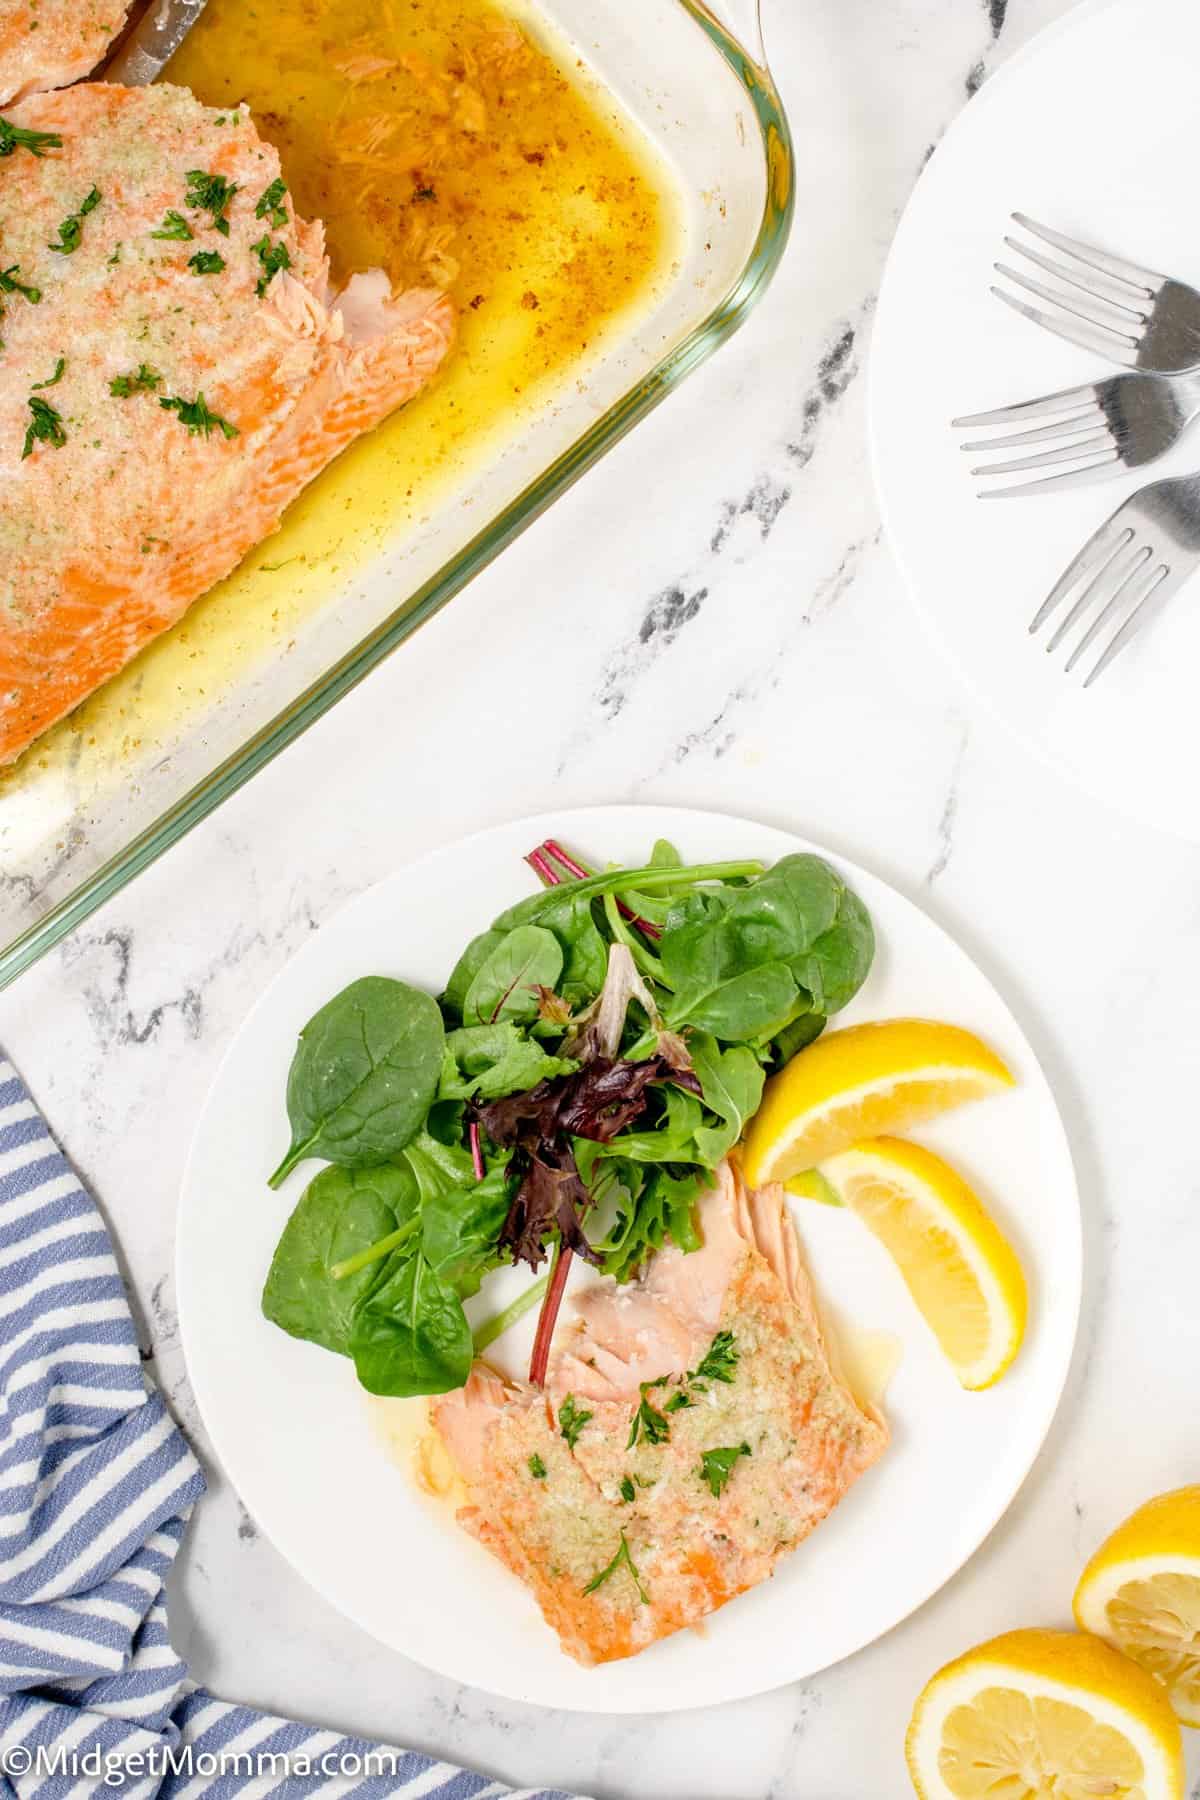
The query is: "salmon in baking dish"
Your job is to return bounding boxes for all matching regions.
[434,1160,888,1666]
[0,0,127,104]
[0,82,455,764]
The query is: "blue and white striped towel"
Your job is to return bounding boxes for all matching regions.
[0,1054,582,1800]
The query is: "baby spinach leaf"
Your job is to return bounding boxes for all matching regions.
[463,925,563,1026]
[269,978,444,1186]
[421,1163,512,1298]
[767,1008,826,1068]
[670,962,799,1041]
[349,1249,473,1396]
[531,892,608,1004]
[688,1033,765,1164]
[439,1021,578,1101]
[442,928,504,1018]
[261,1163,419,1353]
[789,886,874,1015]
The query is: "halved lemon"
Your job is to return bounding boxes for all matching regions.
[742,1019,1013,1185]
[1075,1487,1200,1727]
[816,1136,1026,1390]
[907,1627,1185,1799]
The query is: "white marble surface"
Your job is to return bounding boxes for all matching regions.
[5,0,1200,1794]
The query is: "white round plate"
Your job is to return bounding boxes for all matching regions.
[178,805,1080,1713]
[871,0,1200,839]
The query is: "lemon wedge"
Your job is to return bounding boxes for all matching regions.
[907,1627,1185,1799]
[1074,1487,1200,1727]
[815,1136,1027,1390]
[742,1019,1014,1184]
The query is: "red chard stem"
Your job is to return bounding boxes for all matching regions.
[469,1120,485,1182]
[529,1242,572,1387]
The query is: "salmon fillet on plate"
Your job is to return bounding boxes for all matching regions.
[0,82,455,764]
[435,1160,888,1666]
[0,0,127,104]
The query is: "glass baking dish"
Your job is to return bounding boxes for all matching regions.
[0,0,792,990]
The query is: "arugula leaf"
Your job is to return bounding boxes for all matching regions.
[348,1249,472,1396]
[0,117,61,158]
[261,1163,418,1353]
[151,210,193,241]
[463,925,562,1026]
[687,1032,764,1165]
[268,976,445,1186]
[583,1531,649,1603]
[595,1159,706,1284]
[558,1393,592,1449]
[698,1441,750,1498]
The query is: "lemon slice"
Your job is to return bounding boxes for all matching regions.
[1075,1487,1200,1727]
[907,1627,1185,1799]
[742,1019,1013,1184]
[815,1136,1026,1390]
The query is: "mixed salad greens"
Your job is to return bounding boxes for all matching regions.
[262,837,874,1398]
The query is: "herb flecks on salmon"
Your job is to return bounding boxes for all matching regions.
[151,210,193,241]
[434,1162,889,1666]
[0,82,455,765]
[187,249,226,276]
[0,113,60,156]
[48,183,99,254]
[184,167,237,235]
[30,356,64,389]
[22,392,65,458]
[254,177,288,228]
[251,233,290,296]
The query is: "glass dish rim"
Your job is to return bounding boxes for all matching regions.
[0,0,794,993]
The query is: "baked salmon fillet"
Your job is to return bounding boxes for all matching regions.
[434,1160,888,1666]
[0,82,455,764]
[0,0,127,104]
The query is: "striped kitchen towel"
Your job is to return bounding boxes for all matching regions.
[0,1054,583,1800]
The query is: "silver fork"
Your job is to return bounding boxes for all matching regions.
[994,214,1200,373]
[954,369,1200,497]
[1030,471,1200,685]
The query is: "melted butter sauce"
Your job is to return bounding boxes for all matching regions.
[369,1395,468,1517]
[2,0,673,790]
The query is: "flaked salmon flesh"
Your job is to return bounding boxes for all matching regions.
[0,83,455,764]
[434,1161,888,1666]
[0,0,126,104]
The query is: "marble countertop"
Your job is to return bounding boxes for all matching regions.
[6,0,1200,1793]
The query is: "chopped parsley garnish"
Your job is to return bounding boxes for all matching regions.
[21,394,65,459]
[0,116,61,158]
[619,1476,635,1504]
[188,249,226,275]
[664,1390,692,1414]
[627,1389,670,1450]
[254,177,288,227]
[109,363,161,398]
[0,265,40,303]
[185,169,238,235]
[151,210,193,241]
[159,391,239,440]
[691,1331,738,1386]
[528,1453,547,1480]
[698,1442,751,1500]
[583,1532,649,1604]
[251,233,290,296]
[31,357,64,390]
[558,1394,592,1451]
[48,186,100,255]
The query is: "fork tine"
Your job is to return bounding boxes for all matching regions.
[994,263,1143,343]
[1011,213,1162,296]
[979,456,1128,499]
[1029,521,1133,634]
[961,406,1103,450]
[1004,237,1149,317]
[1046,538,1145,653]
[992,287,1140,367]
[971,429,1113,475]
[953,383,1100,428]
[1085,564,1176,686]
[1064,547,1154,669]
